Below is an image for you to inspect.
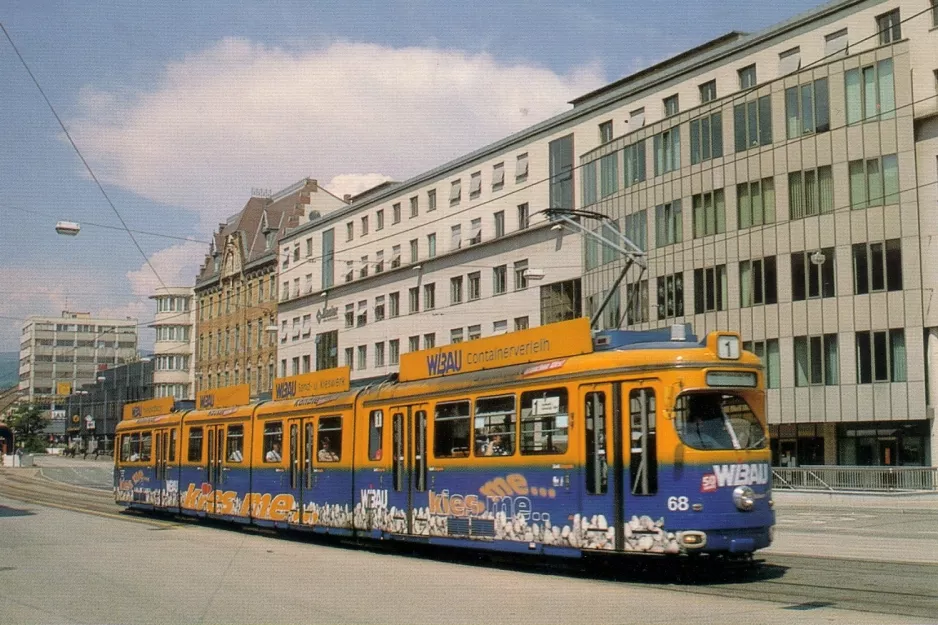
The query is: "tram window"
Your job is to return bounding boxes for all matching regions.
[368,410,384,460]
[474,395,515,457]
[318,416,342,462]
[187,427,203,462]
[168,429,177,462]
[629,388,657,495]
[120,434,133,462]
[226,425,244,463]
[673,392,766,450]
[585,392,608,495]
[263,422,284,462]
[139,432,152,462]
[434,401,471,458]
[520,388,569,455]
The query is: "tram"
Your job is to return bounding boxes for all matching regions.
[115,318,774,558]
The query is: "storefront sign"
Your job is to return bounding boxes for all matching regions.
[196,384,250,410]
[273,367,351,400]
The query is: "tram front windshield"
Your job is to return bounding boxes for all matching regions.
[674,392,766,450]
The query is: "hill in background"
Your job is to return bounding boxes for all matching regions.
[0,352,19,389]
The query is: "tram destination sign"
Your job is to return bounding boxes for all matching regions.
[398,317,593,382]
[196,384,250,410]
[273,367,351,401]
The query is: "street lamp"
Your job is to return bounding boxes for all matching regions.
[97,375,108,452]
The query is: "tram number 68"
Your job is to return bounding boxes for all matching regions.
[667,496,690,511]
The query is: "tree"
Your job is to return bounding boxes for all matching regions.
[7,403,47,453]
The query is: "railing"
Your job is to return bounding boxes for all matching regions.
[773,466,938,492]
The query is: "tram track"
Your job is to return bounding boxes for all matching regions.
[3,469,937,619]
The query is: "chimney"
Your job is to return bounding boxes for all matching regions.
[343,194,352,203]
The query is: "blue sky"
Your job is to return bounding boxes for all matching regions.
[0,0,825,353]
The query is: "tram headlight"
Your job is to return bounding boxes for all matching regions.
[732,485,755,511]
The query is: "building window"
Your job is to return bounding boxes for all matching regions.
[788,166,834,219]
[738,64,757,89]
[469,218,482,245]
[389,339,400,366]
[374,251,384,274]
[346,221,354,242]
[599,120,613,143]
[409,239,418,263]
[468,272,481,301]
[656,273,684,319]
[469,171,482,200]
[739,256,778,307]
[393,202,401,224]
[853,239,902,294]
[376,209,385,231]
[689,112,723,165]
[409,196,418,218]
[360,215,369,236]
[623,140,646,186]
[791,248,836,301]
[409,287,420,314]
[449,179,461,206]
[389,292,400,318]
[427,233,437,258]
[450,225,461,251]
[824,28,849,57]
[356,301,367,327]
[630,107,645,128]
[345,260,354,283]
[514,260,529,291]
[734,95,772,151]
[857,329,906,384]
[625,280,649,325]
[450,328,464,344]
[876,9,901,44]
[450,276,463,305]
[849,154,899,209]
[786,78,830,138]
[359,256,369,279]
[549,135,574,209]
[408,336,419,353]
[737,177,776,228]
[423,333,435,349]
[516,153,529,183]
[663,94,679,116]
[598,153,618,198]
[291,357,300,375]
[357,345,367,371]
[539,279,581,325]
[374,295,386,321]
[493,265,507,295]
[845,59,895,124]
[779,46,801,75]
[374,342,385,368]
[794,334,839,386]
[423,283,436,310]
[653,128,680,176]
[655,200,682,247]
[517,203,529,230]
[623,209,647,252]
[427,189,437,212]
[391,244,401,269]
[699,80,717,103]
[492,163,505,191]
[321,228,334,288]
[514,316,529,331]
[692,189,726,238]
[693,265,727,313]
[493,320,508,335]
[743,339,781,388]
[468,325,481,341]
[494,211,505,238]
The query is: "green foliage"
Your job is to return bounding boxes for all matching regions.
[7,403,48,453]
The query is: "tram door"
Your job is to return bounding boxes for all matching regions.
[203,425,226,515]
[286,417,315,525]
[389,405,428,535]
[580,383,623,549]
[153,427,177,509]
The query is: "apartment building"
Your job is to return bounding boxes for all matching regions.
[577,0,938,466]
[18,311,138,405]
[194,178,347,397]
[149,287,196,400]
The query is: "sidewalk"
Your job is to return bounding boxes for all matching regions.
[772,488,938,512]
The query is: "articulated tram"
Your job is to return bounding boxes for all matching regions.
[115,318,774,558]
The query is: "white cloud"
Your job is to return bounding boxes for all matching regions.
[326,173,394,201]
[68,39,605,228]
[124,241,204,298]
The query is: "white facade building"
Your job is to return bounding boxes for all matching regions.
[18,311,138,404]
[149,287,195,400]
[278,0,938,466]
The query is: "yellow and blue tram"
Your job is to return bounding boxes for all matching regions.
[115,318,774,558]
